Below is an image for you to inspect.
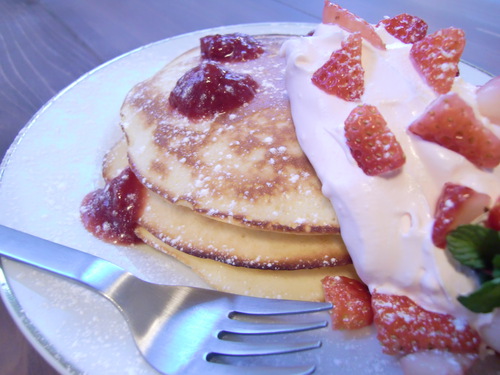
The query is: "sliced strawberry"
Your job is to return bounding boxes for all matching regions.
[344,104,405,176]
[432,183,491,248]
[372,292,481,355]
[409,92,500,169]
[312,33,364,101]
[321,276,373,330]
[322,1,385,50]
[378,13,428,44]
[410,27,465,94]
[486,197,500,231]
[477,76,500,125]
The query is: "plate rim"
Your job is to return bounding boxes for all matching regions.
[0,21,318,375]
[0,20,495,375]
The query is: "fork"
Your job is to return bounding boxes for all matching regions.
[0,224,332,375]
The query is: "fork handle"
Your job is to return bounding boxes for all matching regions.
[0,224,129,295]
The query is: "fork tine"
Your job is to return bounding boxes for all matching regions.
[231,296,332,316]
[204,362,316,375]
[211,339,321,356]
[220,319,328,335]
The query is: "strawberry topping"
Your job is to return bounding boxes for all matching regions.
[486,197,500,231]
[322,1,385,50]
[322,276,373,330]
[432,183,491,248]
[80,168,144,245]
[169,61,258,119]
[200,33,264,62]
[477,76,500,125]
[378,13,428,44]
[312,33,364,101]
[410,27,465,94]
[409,92,500,169]
[344,104,405,176]
[372,292,481,355]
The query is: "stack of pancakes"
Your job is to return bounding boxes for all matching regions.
[105,34,358,301]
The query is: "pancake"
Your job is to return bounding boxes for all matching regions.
[103,138,351,270]
[135,226,359,301]
[120,35,339,234]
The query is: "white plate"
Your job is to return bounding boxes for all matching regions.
[0,23,497,375]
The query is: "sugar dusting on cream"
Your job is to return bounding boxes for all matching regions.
[283,23,500,349]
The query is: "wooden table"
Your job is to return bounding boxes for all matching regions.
[1,1,498,374]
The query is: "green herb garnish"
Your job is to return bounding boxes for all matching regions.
[447,225,500,313]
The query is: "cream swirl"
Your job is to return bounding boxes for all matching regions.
[283,23,500,348]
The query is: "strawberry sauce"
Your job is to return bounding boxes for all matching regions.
[169,61,258,119]
[200,33,264,62]
[80,168,144,245]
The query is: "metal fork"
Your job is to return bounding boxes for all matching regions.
[0,225,332,375]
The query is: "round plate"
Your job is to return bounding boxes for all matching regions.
[0,23,497,375]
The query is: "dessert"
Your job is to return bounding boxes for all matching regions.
[120,35,337,233]
[81,33,359,301]
[80,2,500,372]
[282,0,499,371]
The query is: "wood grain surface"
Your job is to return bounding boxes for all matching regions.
[0,1,498,374]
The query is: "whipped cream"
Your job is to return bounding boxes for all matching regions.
[283,23,500,346]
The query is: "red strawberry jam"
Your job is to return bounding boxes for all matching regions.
[200,33,264,62]
[80,168,145,245]
[486,198,500,231]
[169,61,258,119]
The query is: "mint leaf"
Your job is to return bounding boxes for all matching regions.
[447,225,500,270]
[493,255,500,279]
[448,225,500,313]
[458,278,500,313]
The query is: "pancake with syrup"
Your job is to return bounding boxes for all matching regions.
[136,226,358,301]
[120,34,339,233]
[101,139,357,301]
[102,138,351,271]
[103,33,357,300]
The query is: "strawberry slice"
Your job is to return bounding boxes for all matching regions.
[410,27,465,94]
[322,1,385,50]
[344,104,405,176]
[312,33,364,101]
[486,197,500,231]
[477,76,500,125]
[321,275,373,330]
[409,92,500,169]
[378,13,428,44]
[372,292,481,355]
[432,183,491,249]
